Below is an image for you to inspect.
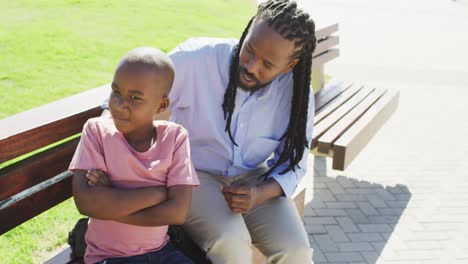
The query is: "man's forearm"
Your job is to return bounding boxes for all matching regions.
[255,178,284,205]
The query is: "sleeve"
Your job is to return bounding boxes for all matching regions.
[69,120,107,172]
[166,127,200,187]
[168,41,196,111]
[267,90,315,197]
[168,38,233,115]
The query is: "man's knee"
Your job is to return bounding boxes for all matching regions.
[185,215,251,249]
[210,229,251,250]
[267,237,312,263]
[207,230,252,264]
[283,242,312,259]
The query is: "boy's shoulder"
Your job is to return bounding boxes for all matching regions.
[154,120,188,137]
[84,116,117,134]
[86,115,113,126]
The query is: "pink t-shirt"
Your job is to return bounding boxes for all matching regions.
[69,116,199,264]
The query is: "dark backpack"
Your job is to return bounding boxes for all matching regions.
[67,217,88,259]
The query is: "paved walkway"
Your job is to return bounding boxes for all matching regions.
[251,0,468,262]
[288,0,468,263]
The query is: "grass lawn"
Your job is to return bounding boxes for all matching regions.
[0,0,254,263]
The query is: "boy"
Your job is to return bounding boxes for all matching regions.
[70,47,199,264]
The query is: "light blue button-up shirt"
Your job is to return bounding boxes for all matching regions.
[168,37,314,197]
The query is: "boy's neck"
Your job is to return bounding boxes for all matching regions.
[123,124,157,153]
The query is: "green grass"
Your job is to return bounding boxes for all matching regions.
[0,199,83,263]
[0,0,254,119]
[0,0,254,263]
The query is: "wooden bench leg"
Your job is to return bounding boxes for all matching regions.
[314,155,328,177]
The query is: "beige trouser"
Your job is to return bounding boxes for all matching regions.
[183,169,313,264]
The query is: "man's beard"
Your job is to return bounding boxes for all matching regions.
[237,66,272,93]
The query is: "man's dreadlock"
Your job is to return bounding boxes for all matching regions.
[222,0,317,177]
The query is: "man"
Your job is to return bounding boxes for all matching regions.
[169,0,317,263]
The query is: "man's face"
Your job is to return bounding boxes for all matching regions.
[238,18,299,91]
[108,64,167,136]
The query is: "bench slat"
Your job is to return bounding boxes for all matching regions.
[315,81,353,111]
[0,85,108,164]
[332,89,400,170]
[0,108,102,165]
[315,23,338,40]
[0,172,72,235]
[317,87,387,154]
[44,247,82,264]
[312,49,339,69]
[315,83,363,124]
[313,36,339,56]
[312,87,374,148]
[0,138,79,200]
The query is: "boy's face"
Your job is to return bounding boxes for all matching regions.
[238,18,299,91]
[109,63,169,136]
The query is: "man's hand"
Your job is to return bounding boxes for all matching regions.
[221,183,259,214]
[86,169,111,187]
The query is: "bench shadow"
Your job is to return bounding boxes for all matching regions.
[304,158,411,264]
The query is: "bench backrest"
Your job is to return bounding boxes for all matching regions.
[313,24,339,69]
[311,23,339,92]
[0,86,109,235]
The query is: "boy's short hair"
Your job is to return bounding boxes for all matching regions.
[117,47,175,93]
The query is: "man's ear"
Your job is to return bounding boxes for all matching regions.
[283,58,300,73]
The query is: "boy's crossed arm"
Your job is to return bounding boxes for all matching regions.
[72,169,167,220]
[74,169,193,226]
[115,184,192,226]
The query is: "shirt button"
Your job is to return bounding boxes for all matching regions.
[239,123,245,128]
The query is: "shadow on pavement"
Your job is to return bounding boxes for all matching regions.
[304,158,411,263]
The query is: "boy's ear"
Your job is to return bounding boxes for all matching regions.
[156,96,170,114]
[154,96,171,121]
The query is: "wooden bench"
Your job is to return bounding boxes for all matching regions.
[0,23,398,264]
[310,24,399,171]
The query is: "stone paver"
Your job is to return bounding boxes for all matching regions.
[301,162,468,263]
